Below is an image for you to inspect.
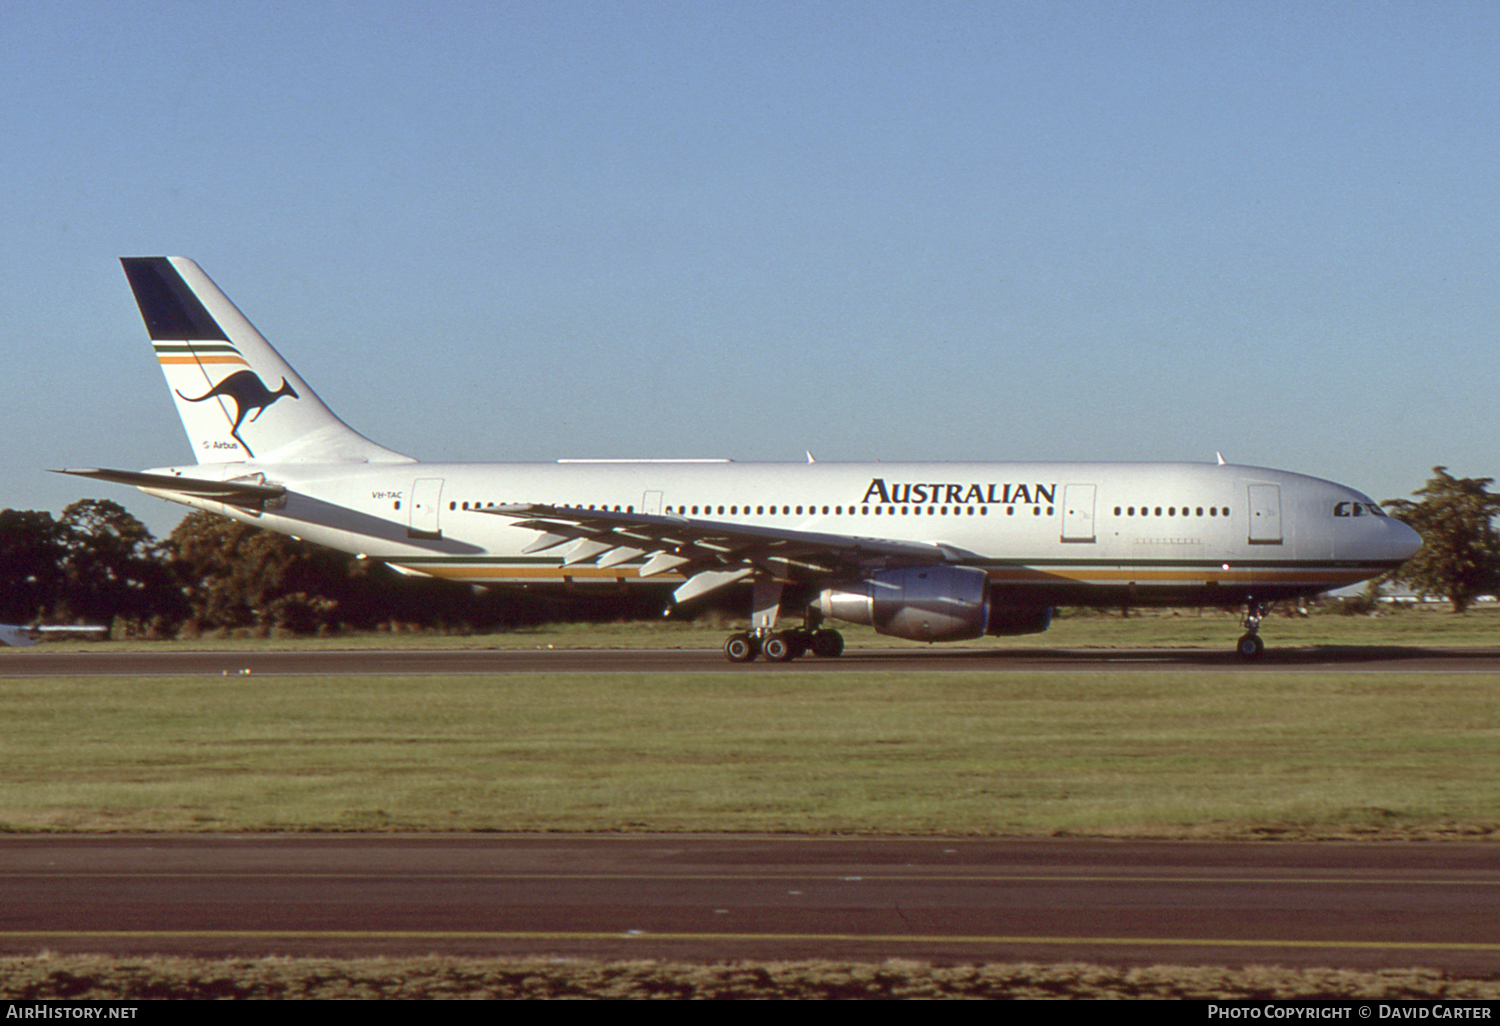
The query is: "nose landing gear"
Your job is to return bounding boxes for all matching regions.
[1235,601,1266,659]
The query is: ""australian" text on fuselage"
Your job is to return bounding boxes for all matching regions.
[860,479,1057,506]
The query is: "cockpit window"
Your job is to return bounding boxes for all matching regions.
[1334,501,1387,518]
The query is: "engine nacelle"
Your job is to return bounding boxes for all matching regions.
[816,565,990,642]
[987,605,1053,636]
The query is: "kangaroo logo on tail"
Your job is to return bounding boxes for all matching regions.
[177,371,299,458]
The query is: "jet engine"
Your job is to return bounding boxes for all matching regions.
[986,604,1053,636]
[816,565,991,642]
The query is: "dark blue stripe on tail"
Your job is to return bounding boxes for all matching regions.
[120,257,228,341]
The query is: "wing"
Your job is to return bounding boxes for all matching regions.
[481,503,976,604]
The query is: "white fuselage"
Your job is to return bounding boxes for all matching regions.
[141,458,1418,610]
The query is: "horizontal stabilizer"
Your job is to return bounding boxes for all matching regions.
[54,468,286,507]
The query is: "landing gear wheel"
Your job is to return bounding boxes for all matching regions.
[762,632,798,662]
[810,629,845,658]
[725,633,760,663]
[1235,633,1264,660]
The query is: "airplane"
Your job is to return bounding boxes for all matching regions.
[0,624,109,647]
[59,257,1422,661]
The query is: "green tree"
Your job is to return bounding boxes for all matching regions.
[1385,467,1500,613]
[0,509,66,623]
[55,499,182,630]
[167,511,365,633]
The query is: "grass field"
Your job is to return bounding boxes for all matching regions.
[2,664,1498,837]
[5,954,1498,1000]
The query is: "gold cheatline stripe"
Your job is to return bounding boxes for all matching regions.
[415,565,679,581]
[158,355,250,365]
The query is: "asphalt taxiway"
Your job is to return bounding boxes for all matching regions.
[4,834,1499,970]
[5,644,1500,676]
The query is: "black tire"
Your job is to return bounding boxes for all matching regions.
[810,629,845,658]
[725,633,759,663]
[1235,633,1264,659]
[762,633,796,662]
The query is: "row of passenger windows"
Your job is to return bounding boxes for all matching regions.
[451,500,1055,517]
[1113,506,1230,517]
[451,501,638,512]
[664,504,1056,517]
[436,499,1229,520]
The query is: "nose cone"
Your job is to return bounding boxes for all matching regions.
[1346,513,1422,566]
[1386,517,1424,563]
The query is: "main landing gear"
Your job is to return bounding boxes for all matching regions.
[724,626,845,663]
[1235,600,1266,660]
[723,577,845,663]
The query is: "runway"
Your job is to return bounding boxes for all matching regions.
[5,644,1500,676]
[4,834,1500,970]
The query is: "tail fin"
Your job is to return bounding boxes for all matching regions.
[120,257,412,465]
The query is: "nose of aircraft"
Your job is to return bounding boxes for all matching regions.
[1370,515,1423,565]
[1388,517,1424,562]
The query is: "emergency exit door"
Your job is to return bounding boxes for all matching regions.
[1247,484,1282,545]
[1061,484,1097,543]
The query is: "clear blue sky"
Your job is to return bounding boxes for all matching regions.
[6,0,1498,538]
